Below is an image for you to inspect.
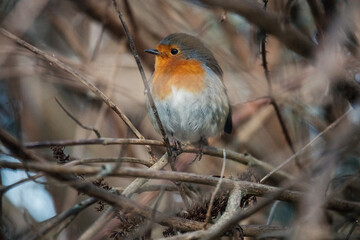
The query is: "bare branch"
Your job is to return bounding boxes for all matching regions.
[24,138,164,148]
[26,198,97,240]
[24,138,291,181]
[111,0,172,155]
[2,161,359,213]
[55,98,101,138]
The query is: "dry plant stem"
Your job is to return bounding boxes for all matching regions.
[346,219,359,240]
[111,0,172,155]
[24,138,290,181]
[261,0,271,92]
[24,138,164,148]
[134,184,178,193]
[270,100,301,169]
[89,0,109,62]
[0,156,151,195]
[259,1,300,170]
[3,162,360,213]
[260,109,352,183]
[204,149,226,228]
[69,157,153,167]
[55,98,101,138]
[198,0,315,58]
[0,173,42,194]
[0,128,44,163]
[25,198,97,240]
[183,145,291,181]
[0,27,155,158]
[122,153,168,197]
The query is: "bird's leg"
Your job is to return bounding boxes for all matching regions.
[170,135,182,156]
[191,137,208,164]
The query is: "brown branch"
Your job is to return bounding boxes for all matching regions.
[26,198,97,240]
[68,157,153,168]
[204,149,226,228]
[0,128,45,163]
[2,161,359,213]
[0,156,151,196]
[24,138,164,148]
[270,100,301,169]
[260,109,352,183]
[197,0,315,58]
[259,0,300,171]
[24,138,291,181]
[55,98,101,138]
[111,0,172,156]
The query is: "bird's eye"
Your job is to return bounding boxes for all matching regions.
[170,49,178,55]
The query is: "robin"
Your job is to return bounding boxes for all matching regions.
[145,33,232,146]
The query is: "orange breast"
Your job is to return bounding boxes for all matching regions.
[151,57,206,100]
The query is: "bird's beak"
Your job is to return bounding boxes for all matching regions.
[144,49,160,55]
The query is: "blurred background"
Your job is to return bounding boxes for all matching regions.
[1,0,360,239]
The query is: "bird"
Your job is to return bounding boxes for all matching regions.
[145,33,232,147]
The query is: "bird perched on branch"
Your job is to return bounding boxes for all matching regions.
[145,33,232,147]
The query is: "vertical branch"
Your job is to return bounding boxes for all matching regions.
[111,0,172,157]
[260,0,301,170]
[261,0,271,94]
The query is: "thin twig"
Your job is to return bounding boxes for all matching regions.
[270,99,301,169]
[260,0,300,170]
[55,98,101,138]
[204,149,226,228]
[26,198,97,240]
[90,0,109,62]
[111,0,172,156]
[260,109,352,183]
[346,219,359,240]
[2,161,360,213]
[24,138,291,181]
[261,0,271,93]
[24,138,163,148]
